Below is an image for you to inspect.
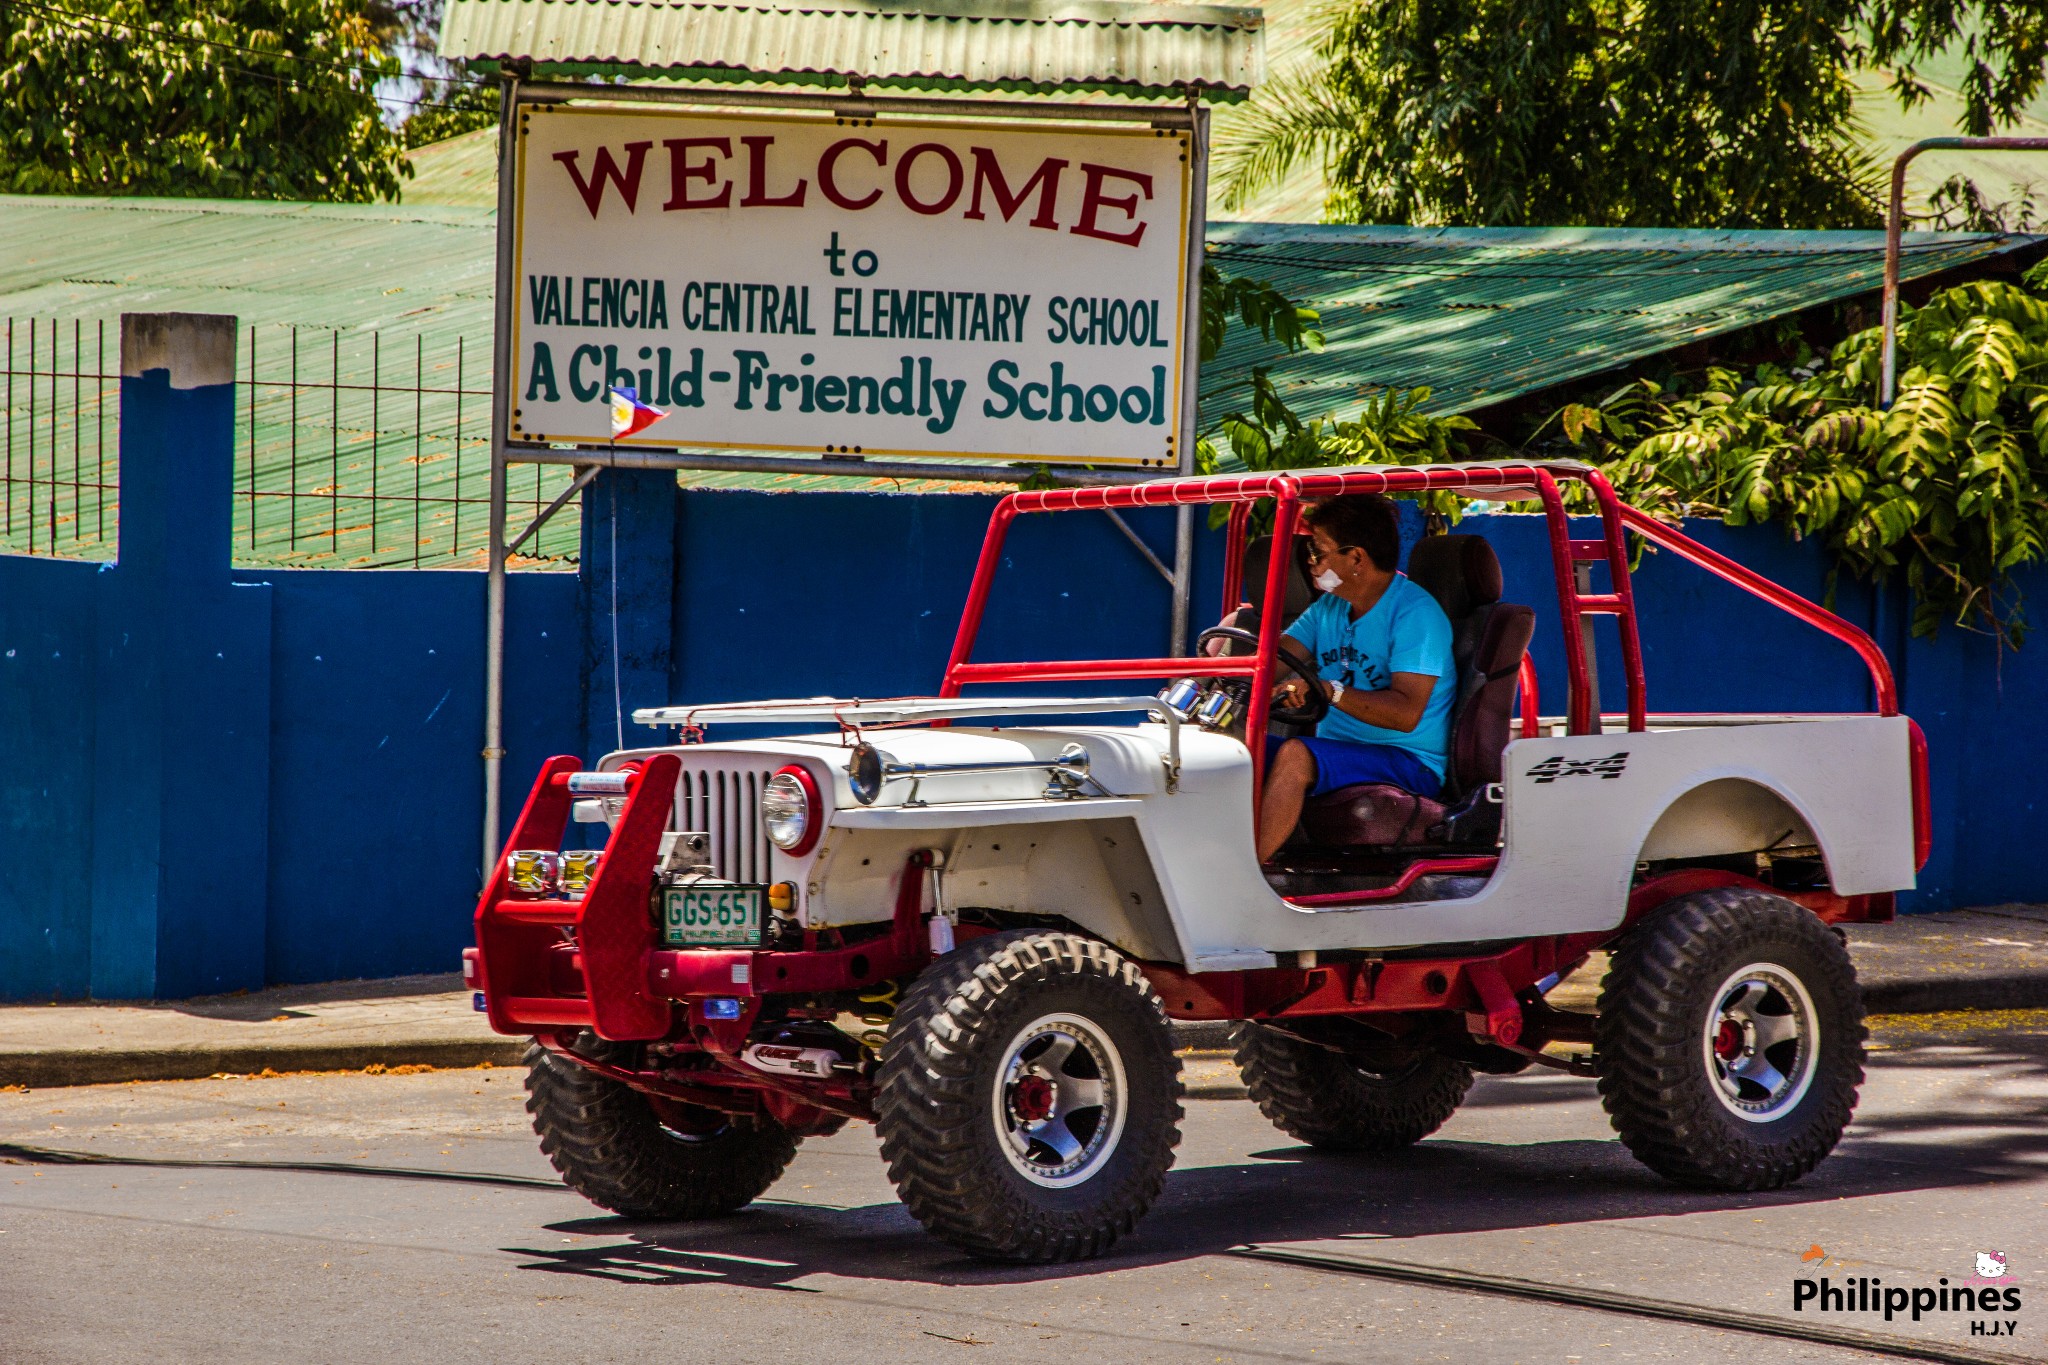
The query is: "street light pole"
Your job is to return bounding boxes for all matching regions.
[1881,136,2048,408]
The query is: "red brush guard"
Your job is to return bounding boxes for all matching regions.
[469,757,943,1045]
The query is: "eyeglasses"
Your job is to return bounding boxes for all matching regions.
[1304,542,1357,565]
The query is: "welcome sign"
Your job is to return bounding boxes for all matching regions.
[509,105,1196,467]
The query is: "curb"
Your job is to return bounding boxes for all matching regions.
[0,1038,530,1090]
[6,981,2040,1090]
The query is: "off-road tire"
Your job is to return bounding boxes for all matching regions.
[1232,1022,1474,1151]
[524,1037,799,1219]
[876,930,1183,1262]
[1596,887,1864,1191]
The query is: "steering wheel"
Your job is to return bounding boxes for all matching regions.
[1193,626,1329,728]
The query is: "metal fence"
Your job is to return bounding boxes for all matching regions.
[1,318,117,560]
[0,317,583,570]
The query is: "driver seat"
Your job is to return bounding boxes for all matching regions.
[1297,534,1536,849]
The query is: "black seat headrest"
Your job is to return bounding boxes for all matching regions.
[1242,534,1317,620]
[1406,534,1503,619]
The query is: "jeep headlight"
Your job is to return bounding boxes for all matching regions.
[762,765,821,854]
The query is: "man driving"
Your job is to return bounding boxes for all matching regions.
[1257,494,1457,861]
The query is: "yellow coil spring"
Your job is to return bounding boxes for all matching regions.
[855,980,898,1023]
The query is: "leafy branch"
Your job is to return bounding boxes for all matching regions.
[1549,270,2048,644]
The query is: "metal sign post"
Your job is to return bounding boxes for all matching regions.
[1172,101,1211,657]
[483,66,522,876]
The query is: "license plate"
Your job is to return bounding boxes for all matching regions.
[661,884,765,947]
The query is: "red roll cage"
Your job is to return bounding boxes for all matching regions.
[937,461,1907,816]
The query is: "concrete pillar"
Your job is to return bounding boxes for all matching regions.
[89,313,272,999]
[578,468,678,761]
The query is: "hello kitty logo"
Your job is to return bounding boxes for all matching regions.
[1977,1252,2010,1281]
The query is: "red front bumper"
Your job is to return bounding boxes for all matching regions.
[469,756,936,1043]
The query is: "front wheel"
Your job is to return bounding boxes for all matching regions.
[876,931,1183,1262]
[1596,887,1864,1191]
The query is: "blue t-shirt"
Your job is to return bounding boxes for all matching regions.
[1283,575,1457,777]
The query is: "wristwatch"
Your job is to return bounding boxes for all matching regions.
[1327,679,1346,706]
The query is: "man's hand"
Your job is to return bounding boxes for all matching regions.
[1274,671,1434,732]
[1272,675,1327,709]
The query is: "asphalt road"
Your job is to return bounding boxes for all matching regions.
[1,1013,2044,1365]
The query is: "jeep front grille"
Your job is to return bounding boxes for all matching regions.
[677,765,777,882]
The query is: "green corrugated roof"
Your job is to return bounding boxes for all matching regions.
[2,195,2034,569]
[0,195,541,568]
[442,0,1264,96]
[1201,223,2038,425]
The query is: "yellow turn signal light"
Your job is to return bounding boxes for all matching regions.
[768,880,798,913]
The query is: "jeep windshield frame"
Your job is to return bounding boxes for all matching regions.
[938,460,1902,803]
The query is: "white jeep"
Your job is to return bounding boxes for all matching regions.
[466,460,1928,1262]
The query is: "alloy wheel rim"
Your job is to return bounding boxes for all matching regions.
[992,1012,1127,1188]
[1701,962,1818,1123]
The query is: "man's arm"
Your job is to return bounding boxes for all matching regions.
[1326,672,1434,733]
[1273,636,1434,732]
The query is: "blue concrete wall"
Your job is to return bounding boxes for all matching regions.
[2,429,2038,1000]
[0,556,101,1000]
[255,570,577,986]
[664,488,1203,705]
[86,354,274,1001]
[0,315,581,1002]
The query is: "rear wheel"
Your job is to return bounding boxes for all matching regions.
[1596,887,1864,1191]
[1233,1022,1474,1150]
[525,1037,799,1219]
[876,931,1183,1262]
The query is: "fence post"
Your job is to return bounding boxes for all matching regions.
[578,468,677,760]
[89,313,273,1000]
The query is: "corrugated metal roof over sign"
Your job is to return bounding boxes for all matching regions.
[1201,223,2038,425]
[442,0,1264,95]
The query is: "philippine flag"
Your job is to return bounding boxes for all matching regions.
[608,385,668,440]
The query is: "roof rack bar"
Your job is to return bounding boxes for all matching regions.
[1615,504,1898,716]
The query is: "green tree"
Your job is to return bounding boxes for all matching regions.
[1219,0,2048,230]
[378,0,496,149]
[1220,0,1882,228]
[0,0,405,202]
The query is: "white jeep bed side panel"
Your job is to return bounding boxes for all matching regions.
[1136,717,1916,963]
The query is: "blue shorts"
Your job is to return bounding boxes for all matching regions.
[1266,735,1444,799]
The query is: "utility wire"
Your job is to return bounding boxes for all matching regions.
[8,0,490,86]
[13,5,480,113]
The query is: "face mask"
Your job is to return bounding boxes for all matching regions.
[1313,568,1343,592]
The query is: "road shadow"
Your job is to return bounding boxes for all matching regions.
[506,1061,2048,1292]
[0,1140,566,1191]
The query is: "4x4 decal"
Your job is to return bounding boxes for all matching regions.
[1528,752,1630,784]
